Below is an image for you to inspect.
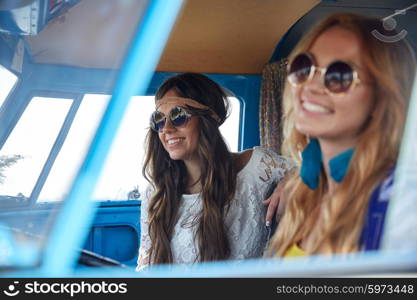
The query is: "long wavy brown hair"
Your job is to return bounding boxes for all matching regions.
[142,72,237,264]
[266,13,416,256]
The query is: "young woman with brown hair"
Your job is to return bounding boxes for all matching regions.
[137,73,293,269]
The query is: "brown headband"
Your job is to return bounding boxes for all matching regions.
[156,96,221,122]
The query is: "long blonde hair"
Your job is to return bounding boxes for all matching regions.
[266,13,416,256]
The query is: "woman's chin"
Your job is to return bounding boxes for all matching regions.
[167,151,185,161]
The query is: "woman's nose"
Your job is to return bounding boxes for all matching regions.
[161,118,176,133]
[303,68,326,95]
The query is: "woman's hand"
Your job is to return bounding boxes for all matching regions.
[262,180,286,226]
[263,170,294,225]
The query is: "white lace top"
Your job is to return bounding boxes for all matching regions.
[136,147,293,270]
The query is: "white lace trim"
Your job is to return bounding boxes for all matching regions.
[136,147,294,270]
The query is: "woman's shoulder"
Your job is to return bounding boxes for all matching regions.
[233,148,253,173]
[252,146,296,170]
[234,146,295,181]
[233,147,269,173]
[234,146,288,166]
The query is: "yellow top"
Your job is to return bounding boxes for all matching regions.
[284,243,307,258]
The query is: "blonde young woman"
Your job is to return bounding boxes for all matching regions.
[265,13,416,257]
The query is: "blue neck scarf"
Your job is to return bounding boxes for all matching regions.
[300,138,355,189]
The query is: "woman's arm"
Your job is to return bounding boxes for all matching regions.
[136,187,152,271]
[260,149,296,225]
[263,174,290,225]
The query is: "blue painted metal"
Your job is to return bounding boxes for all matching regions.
[40,0,184,275]
[237,76,261,150]
[84,203,140,266]
[0,201,140,266]
[26,63,118,94]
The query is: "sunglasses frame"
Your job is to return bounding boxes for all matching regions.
[150,106,193,132]
[287,52,361,96]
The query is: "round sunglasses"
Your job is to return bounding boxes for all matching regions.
[150,106,193,132]
[287,53,361,95]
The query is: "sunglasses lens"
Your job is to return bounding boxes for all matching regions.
[288,53,312,85]
[325,61,354,93]
[150,111,166,132]
[150,107,191,132]
[170,107,190,127]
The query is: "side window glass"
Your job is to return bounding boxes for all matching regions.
[0,97,72,200]
[221,96,240,151]
[0,65,18,108]
[92,95,154,201]
[38,94,109,202]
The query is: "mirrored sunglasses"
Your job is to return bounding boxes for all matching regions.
[287,52,361,95]
[150,106,193,132]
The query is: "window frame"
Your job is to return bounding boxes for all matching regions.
[1,69,260,206]
[0,90,80,207]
